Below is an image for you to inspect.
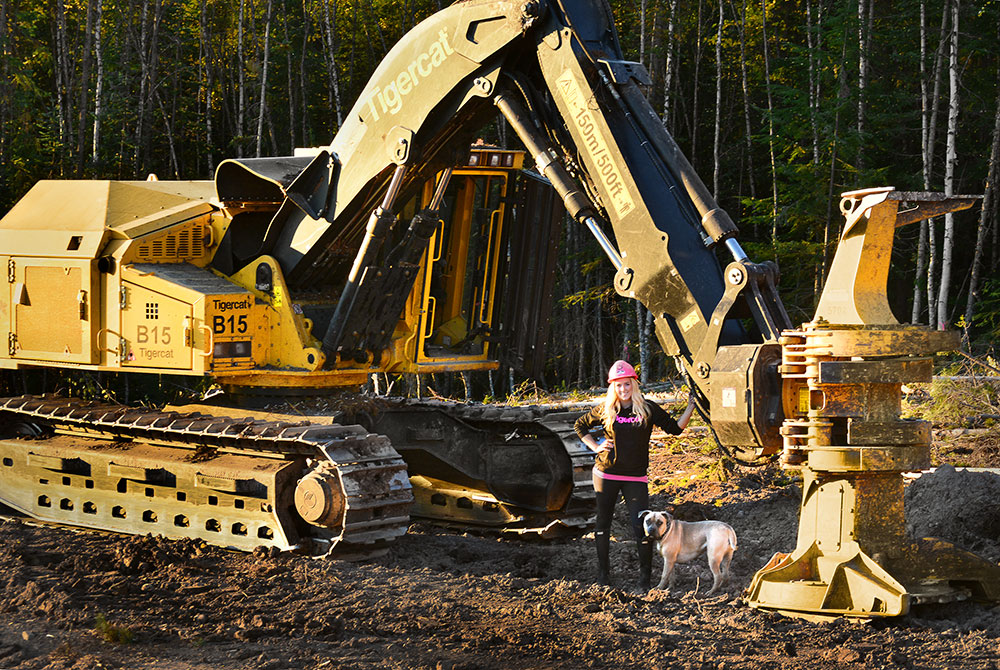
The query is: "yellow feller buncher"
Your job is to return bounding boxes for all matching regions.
[0,0,997,617]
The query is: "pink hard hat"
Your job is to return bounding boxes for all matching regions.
[607,360,637,383]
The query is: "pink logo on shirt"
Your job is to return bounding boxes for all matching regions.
[615,415,641,424]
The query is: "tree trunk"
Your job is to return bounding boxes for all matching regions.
[237,0,246,157]
[962,73,1000,345]
[154,90,179,178]
[91,0,104,165]
[912,0,930,323]
[691,0,703,160]
[806,0,822,169]
[823,18,850,286]
[925,4,950,324]
[0,0,7,177]
[636,301,649,385]
[712,0,722,198]
[198,0,214,173]
[134,0,151,174]
[761,0,778,242]
[856,0,871,174]
[807,0,825,293]
[738,0,755,202]
[595,293,605,386]
[322,0,344,129]
[661,0,677,121]
[147,0,163,172]
[283,0,295,151]
[639,0,646,66]
[300,8,312,147]
[936,0,959,330]
[55,0,71,174]
[255,0,273,157]
[75,0,95,175]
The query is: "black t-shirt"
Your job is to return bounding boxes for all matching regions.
[574,402,682,477]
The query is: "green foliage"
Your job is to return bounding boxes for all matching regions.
[1,0,999,390]
[94,613,134,645]
[972,279,1000,339]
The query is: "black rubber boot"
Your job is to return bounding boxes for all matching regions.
[595,531,611,585]
[637,538,653,593]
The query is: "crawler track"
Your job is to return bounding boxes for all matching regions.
[0,395,412,559]
[370,398,596,537]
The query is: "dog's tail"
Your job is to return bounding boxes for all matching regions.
[727,526,738,551]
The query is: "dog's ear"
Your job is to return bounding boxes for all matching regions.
[637,509,651,523]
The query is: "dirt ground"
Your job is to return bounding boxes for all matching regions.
[2,407,1000,669]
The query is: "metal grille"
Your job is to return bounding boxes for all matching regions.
[135,225,204,261]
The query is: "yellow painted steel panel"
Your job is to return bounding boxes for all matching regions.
[0,180,215,258]
[10,259,97,365]
[121,282,193,370]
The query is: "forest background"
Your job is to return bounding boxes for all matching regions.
[0,0,998,392]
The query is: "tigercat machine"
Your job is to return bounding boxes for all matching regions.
[0,0,997,616]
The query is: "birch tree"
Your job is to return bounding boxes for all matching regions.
[935,0,959,331]
[54,0,71,173]
[913,1,949,324]
[321,0,344,129]
[639,0,647,66]
[856,0,871,174]
[91,0,104,165]
[661,0,677,120]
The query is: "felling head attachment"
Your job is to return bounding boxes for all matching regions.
[747,188,1000,621]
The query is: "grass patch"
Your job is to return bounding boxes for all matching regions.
[95,613,134,645]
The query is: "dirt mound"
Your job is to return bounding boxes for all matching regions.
[906,464,1000,562]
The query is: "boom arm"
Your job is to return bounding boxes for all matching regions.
[242,0,790,458]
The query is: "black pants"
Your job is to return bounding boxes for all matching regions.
[593,473,648,542]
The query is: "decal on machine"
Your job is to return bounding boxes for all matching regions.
[134,325,175,361]
[362,28,456,121]
[554,70,636,219]
[210,297,251,336]
[212,314,249,335]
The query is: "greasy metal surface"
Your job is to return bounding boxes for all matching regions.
[497,172,564,380]
[816,189,978,325]
[750,187,1000,617]
[707,343,783,459]
[749,324,1000,618]
[371,399,595,536]
[0,395,412,558]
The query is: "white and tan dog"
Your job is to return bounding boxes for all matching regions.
[640,510,737,594]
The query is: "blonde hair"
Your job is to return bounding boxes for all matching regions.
[602,378,650,437]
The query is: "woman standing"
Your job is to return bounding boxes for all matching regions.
[574,360,695,591]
